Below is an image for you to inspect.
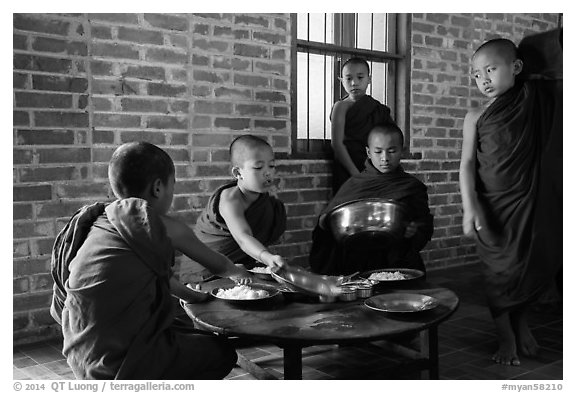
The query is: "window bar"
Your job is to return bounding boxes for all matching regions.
[323,13,327,141]
[355,13,358,48]
[306,14,310,151]
[370,14,374,96]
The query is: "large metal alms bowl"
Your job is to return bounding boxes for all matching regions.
[327,198,408,242]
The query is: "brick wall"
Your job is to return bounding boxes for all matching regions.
[13,13,560,344]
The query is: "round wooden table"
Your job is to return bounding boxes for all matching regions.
[182,278,459,380]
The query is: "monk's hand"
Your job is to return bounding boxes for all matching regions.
[229,266,252,285]
[404,221,418,238]
[268,254,286,268]
[180,283,210,304]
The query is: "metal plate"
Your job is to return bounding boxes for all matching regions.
[364,293,439,313]
[359,268,424,283]
[248,266,275,281]
[210,283,279,304]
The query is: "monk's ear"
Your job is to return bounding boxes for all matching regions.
[151,178,163,198]
[231,166,242,180]
[365,146,370,157]
[513,59,523,75]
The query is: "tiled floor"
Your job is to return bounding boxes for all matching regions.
[13,263,562,380]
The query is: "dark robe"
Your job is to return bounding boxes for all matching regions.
[310,160,434,275]
[331,95,394,192]
[54,198,236,380]
[475,29,562,317]
[194,181,287,267]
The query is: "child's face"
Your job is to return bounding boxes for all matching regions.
[157,174,175,215]
[472,47,519,99]
[236,146,276,193]
[366,132,402,174]
[340,63,371,101]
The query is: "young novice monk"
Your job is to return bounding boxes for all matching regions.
[459,32,562,366]
[330,57,395,192]
[51,141,251,380]
[309,123,434,275]
[194,135,287,269]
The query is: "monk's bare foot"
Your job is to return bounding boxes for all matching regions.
[514,312,540,357]
[492,341,521,366]
[492,312,521,366]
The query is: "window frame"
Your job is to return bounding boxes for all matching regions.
[289,13,411,159]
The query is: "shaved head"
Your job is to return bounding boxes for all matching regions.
[229,135,272,167]
[473,38,519,63]
[367,123,404,148]
[108,141,174,199]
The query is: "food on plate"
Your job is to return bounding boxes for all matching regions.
[250,266,272,274]
[368,271,407,281]
[215,285,269,300]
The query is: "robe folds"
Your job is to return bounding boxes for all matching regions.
[194,181,287,266]
[475,29,562,317]
[331,95,394,192]
[309,160,434,275]
[52,198,236,380]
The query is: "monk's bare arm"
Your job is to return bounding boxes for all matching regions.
[331,100,360,176]
[219,188,285,268]
[161,215,250,281]
[459,109,483,237]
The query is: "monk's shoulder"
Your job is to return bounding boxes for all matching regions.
[219,186,248,213]
[465,106,483,123]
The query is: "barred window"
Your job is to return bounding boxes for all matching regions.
[290,13,410,157]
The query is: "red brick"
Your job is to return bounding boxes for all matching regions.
[13,73,29,89]
[94,113,141,128]
[91,60,114,76]
[214,117,250,130]
[255,91,286,103]
[194,101,233,115]
[118,131,166,145]
[174,180,204,194]
[90,13,139,24]
[19,166,82,182]
[14,33,27,49]
[215,86,252,99]
[236,104,268,116]
[13,292,52,312]
[32,75,88,93]
[32,36,87,56]
[193,38,229,53]
[14,54,73,74]
[13,14,70,35]
[13,185,52,202]
[145,48,188,64]
[92,42,140,60]
[144,13,189,31]
[147,116,187,130]
[15,92,72,109]
[123,65,166,81]
[37,148,90,164]
[13,111,29,126]
[254,119,286,130]
[234,15,268,28]
[147,82,187,97]
[253,32,286,45]
[121,98,169,113]
[92,25,113,39]
[234,43,269,58]
[118,27,164,45]
[194,163,230,177]
[13,277,30,294]
[192,54,210,66]
[193,70,230,84]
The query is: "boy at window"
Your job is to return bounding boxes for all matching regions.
[459,31,562,366]
[309,123,434,275]
[51,142,251,379]
[330,57,395,192]
[194,135,287,269]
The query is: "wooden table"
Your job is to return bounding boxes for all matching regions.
[182,278,459,380]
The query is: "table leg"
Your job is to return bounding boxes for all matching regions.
[282,345,303,380]
[419,327,439,379]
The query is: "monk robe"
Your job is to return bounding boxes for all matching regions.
[54,198,236,380]
[331,95,394,192]
[194,181,287,267]
[475,29,562,317]
[310,160,434,275]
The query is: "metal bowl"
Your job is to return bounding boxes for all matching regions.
[271,265,342,297]
[326,198,408,242]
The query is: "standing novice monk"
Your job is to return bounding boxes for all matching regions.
[195,135,287,269]
[309,124,434,275]
[51,142,251,379]
[459,31,562,366]
[330,57,395,192]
